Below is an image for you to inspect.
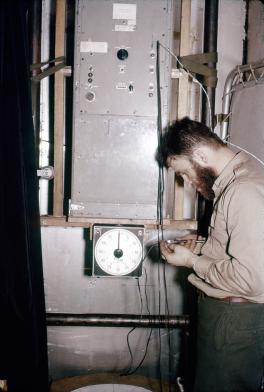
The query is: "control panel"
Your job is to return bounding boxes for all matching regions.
[70,1,174,219]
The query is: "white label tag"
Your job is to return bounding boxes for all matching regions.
[113,3,137,20]
[127,19,136,25]
[116,82,128,90]
[70,203,85,211]
[115,24,135,32]
[80,41,108,53]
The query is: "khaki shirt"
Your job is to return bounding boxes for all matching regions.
[188,151,264,303]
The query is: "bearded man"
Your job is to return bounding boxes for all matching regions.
[158,117,264,392]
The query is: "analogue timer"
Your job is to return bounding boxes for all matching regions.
[93,226,144,277]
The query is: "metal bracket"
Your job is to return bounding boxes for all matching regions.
[30,56,71,82]
[37,166,54,180]
[215,113,232,125]
[178,52,218,87]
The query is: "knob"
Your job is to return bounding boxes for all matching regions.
[86,91,95,102]
[117,49,129,61]
[114,248,123,258]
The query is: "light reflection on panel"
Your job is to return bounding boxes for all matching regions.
[228,80,264,162]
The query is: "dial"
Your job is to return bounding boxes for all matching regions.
[117,48,129,61]
[94,228,143,276]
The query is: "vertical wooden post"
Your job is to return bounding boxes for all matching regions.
[53,0,66,216]
[173,0,192,220]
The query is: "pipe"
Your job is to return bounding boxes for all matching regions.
[198,0,219,237]
[201,0,219,127]
[29,0,42,143]
[46,313,190,328]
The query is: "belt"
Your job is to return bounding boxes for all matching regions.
[199,291,251,303]
[220,296,251,303]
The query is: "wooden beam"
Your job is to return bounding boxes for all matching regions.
[174,0,192,220]
[53,0,66,216]
[40,215,197,230]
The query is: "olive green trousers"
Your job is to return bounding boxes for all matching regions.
[194,297,264,392]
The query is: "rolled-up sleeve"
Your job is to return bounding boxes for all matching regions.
[194,182,264,297]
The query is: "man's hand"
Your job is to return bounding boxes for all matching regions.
[176,234,205,255]
[160,240,198,269]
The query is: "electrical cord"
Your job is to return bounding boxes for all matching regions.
[159,41,264,392]
[120,269,153,376]
[159,42,264,169]
[156,40,164,391]
[158,41,213,132]
[157,40,175,391]
[120,247,155,377]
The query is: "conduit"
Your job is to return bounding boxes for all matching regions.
[46,313,189,328]
[202,0,219,127]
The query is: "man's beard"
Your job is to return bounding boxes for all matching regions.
[192,162,217,200]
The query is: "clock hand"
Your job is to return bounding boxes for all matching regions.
[114,230,123,258]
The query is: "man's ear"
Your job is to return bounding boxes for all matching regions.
[192,147,209,166]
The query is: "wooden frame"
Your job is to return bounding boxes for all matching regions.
[53,0,66,217]
[44,0,197,231]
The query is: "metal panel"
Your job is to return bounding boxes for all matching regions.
[71,117,159,218]
[42,226,183,380]
[70,0,174,219]
[228,79,264,162]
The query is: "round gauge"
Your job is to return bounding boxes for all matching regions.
[94,228,143,276]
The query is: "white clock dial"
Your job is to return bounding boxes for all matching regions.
[94,228,143,276]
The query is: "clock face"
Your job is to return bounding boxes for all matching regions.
[94,228,143,276]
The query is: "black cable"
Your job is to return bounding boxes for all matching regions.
[121,39,172,386]
[124,327,153,376]
[120,326,137,376]
[121,267,154,377]
[120,278,143,376]
[143,266,150,316]
[156,39,165,391]
[156,40,175,391]
[120,247,156,376]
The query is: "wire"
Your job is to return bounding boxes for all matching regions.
[160,42,264,174]
[158,38,264,392]
[143,266,151,316]
[120,278,143,376]
[120,247,155,377]
[223,136,264,167]
[158,41,213,132]
[157,40,176,391]
[121,267,153,377]
[156,40,165,391]
[123,328,153,376]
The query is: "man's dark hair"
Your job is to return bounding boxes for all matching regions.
[157,117,226,167]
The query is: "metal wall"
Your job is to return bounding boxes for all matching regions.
[228,79,264,162]
[43,226,186,380]
[224,1,264,161]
